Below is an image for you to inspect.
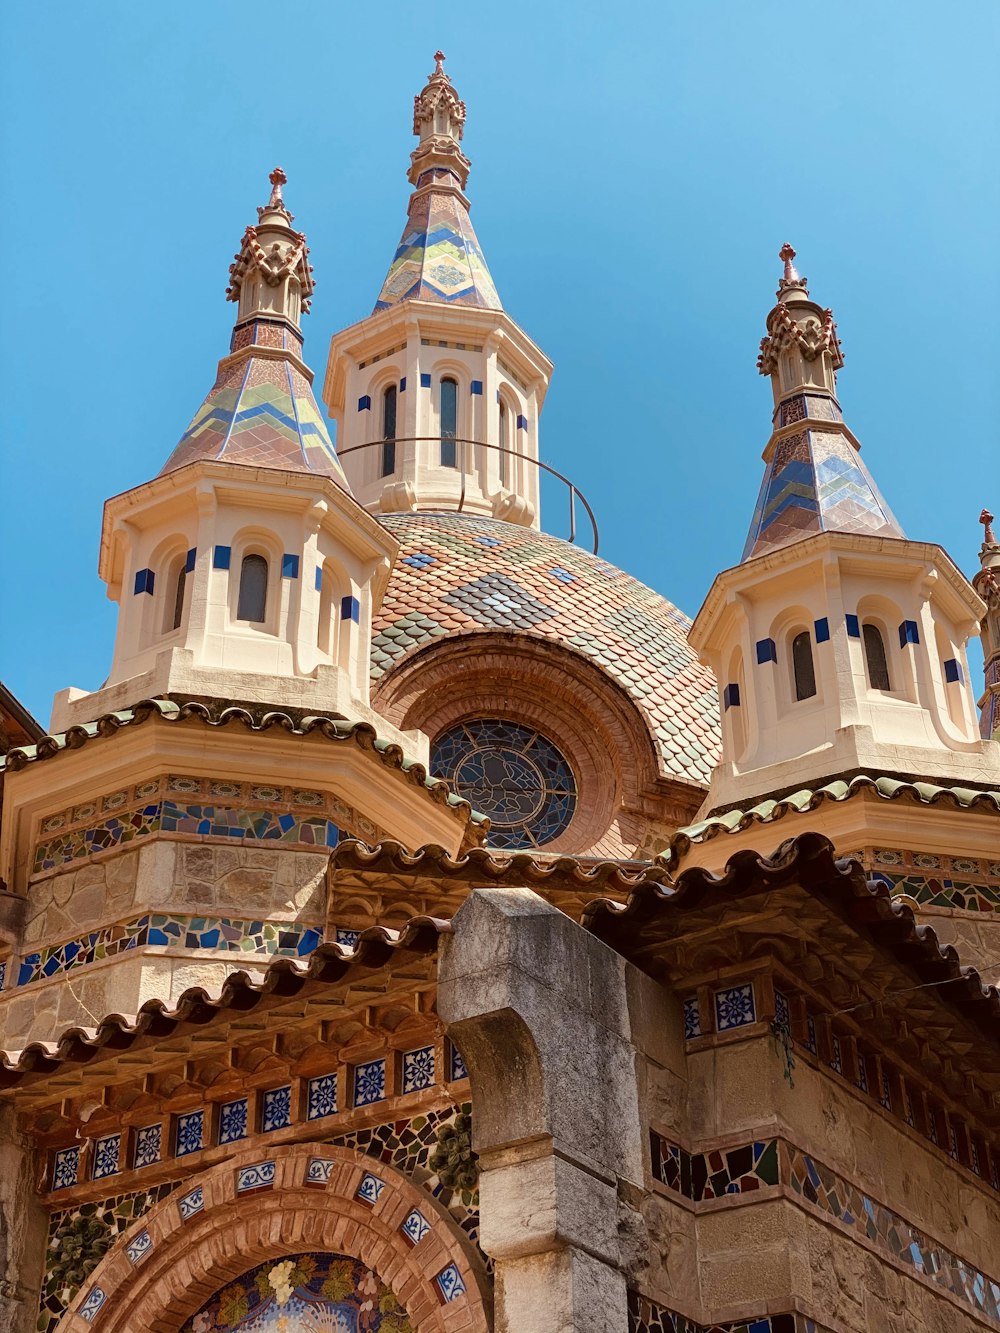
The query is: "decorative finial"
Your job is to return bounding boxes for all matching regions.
[981,508,997,546]
[779,242,800,285]
[267,167,287,209]
[434,50,446,75]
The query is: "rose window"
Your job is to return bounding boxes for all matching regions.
[431,718,577,849]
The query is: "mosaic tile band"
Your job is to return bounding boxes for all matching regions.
[627,1292,825,1333]
[649,1130,1000,1325]
[18,913,322,987]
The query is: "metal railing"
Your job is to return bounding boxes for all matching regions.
[337,436,599,554]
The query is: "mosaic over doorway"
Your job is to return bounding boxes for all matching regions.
[431,717,576,849]
[179,1253,413,1333]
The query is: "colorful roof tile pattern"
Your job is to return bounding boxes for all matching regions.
[743,403,903,560]
[159,318,349,486]
[374,169,501,312]
[371,512,721,788]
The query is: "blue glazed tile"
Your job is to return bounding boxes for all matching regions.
[133,1123,162,1169]
[184,547,196,572]
[237,1160,276,1192]
[516,414,528,431]
[177,1185,204,1221]
[401,1208,431,1245]
[314,565,323,591]
[399,376,407,392]
[262,1085,292,1133]
[357,394,371,411]
[213,545,231,570]
[125,1229,153,1265]
[473,535,500,547]
[305,1156,337,1185]
[436,1263,467,1302]
[336,928,360,948]
[175,1110,204,1158]
[79,1286,106,1322]
[133,567,155,596]
[307,1073,338,1120]
[846,613,860,638]
[723,682,740,710]
[356,1172,385,1205]
[944,657,963,683]
[898,619,920,647]
[402,1045,435,1094]
[341,595,360,622]
[814,617,830,643]
[683,996,701,1040]
[714,983,756,1031]
[449,1044,468,1082]
[92,1133,120,1180]
[402,552,436,569]
[281,553,300,579]
[52,1146,80,1191]
[219,1098,248,1145]
[420,372,432,388]
[549,567,575,584]
[354,1058,386,1107]
[755,637,777,664]
[470,380,483,395]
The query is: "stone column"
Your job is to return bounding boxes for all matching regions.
[438,886,644,1333]
[0,1102,47,1333]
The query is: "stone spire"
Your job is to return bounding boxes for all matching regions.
[973,507,1000,739]
[374,53,501,312]
[159,169,348,486]
[742,245,902,560]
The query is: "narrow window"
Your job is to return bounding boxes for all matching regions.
[792,630,817,701]
[440,377,457,468]
[237,554,268,623]
[863,622,891,690]
[170,564,187,631]
[498,399,509,486]
[381,384,397,477]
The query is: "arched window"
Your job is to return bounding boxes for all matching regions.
[170,563,187,631]
[381,384,397,477]
[792,630,817,701]
[498,399,510,487]
[440,377,457,468]
[237,554,268,623]
[863,622,891,691]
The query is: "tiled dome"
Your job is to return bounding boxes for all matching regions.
[370,512,721,789]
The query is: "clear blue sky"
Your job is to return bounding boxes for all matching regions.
[2,2,996,727]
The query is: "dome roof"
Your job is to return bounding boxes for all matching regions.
[370,511,721,789]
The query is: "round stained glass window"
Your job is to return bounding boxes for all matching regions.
[431,718,577,850]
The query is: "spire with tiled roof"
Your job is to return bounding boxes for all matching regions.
[742,245,902,560]
[159,168,349,487]
[374,53,501,312]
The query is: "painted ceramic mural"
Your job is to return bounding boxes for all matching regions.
[179,1254,413,1333]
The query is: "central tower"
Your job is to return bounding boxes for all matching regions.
[323,54,552,527]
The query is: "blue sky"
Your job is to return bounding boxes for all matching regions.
[2,2,996,726]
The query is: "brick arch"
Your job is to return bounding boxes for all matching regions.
[58,1143,490,1333]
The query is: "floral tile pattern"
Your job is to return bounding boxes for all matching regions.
[449,1044,468,1082]
[124,1229,153,1265]
[307,1073,338,1120]
[133,1123,162,1169]
[52,1147,80,1191]
[178,1185,205,1221]
[305,1157,337,1185]
[354,1058,386,1107]
[683,996,701,1040]
[627,1291,825,1333]
[236,1161,276,1192]
[356,1172,385,1205]
[219,1097,249,1145]
[435,1263,466,1302]
[401,1209,431,1245]
[78,1286,106,1323]
[714,983,756,1032]
[175,1110,204,1158]
[402,1046,436,1094]
[92,1134,120,1181]
[261,1086,292,1133]
[178,1253,413,1332]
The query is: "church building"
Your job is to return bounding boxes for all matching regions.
[0,54,998,1333]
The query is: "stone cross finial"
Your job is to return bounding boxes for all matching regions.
[981,508,997,546]
[780,243,800,285]
[267,167,287,209]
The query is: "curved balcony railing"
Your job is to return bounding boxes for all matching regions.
[337,435,600,554]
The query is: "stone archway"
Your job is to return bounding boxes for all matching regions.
[55,1144,490,1333]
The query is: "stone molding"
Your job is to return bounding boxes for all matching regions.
[55,1142,489,1333]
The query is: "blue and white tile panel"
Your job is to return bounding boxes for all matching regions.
[682,996,701,1040]
[714,983,756,1032]
[92,1133,121,1180]
[262,1085,292,1133]
[354,1058,386,1107]
[305,1156,337,1185]
[237,1160,276,1192]
[52,1147,80,1191]
[356,1172,385,1206]
[436,1263,467,1303]
[79,1287,107,1322]
[177,1185,205,1221]
[134,1123,162,1169]
[401,1208,432,1246]
[307,1073,338,1120]
[125,1229,153,1265]
[402,1045,435,1094]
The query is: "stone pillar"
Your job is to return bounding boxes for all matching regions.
[438,886,644,1333]
[0,1102,47,1333]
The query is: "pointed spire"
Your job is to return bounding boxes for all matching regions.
[742,246,902,560]
[973,506,1000,739]
[374,54,501,312]
[159,170,348,486]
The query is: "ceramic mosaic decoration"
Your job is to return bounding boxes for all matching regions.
[178,1253,413,1332]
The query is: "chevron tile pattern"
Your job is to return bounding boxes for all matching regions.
[375,169,501,312]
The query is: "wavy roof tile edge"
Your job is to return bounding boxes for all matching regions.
[0,697,488,830]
